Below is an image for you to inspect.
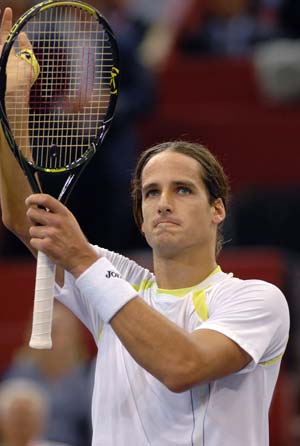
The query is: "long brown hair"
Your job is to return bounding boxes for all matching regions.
[131,141,230,256]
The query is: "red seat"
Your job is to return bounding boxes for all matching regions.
[0,259,35,374]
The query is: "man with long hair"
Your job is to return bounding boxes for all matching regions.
[0,7,289,446]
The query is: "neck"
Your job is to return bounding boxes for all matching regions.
[153,247,217,289]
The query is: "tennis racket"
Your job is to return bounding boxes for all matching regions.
[0,0,119,349]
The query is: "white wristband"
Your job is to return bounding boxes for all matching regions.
[75,257,138,323]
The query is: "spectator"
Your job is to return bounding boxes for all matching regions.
[253,1,300,103]
[0,378,69,446]
[3,302,92,446]
[125,0,194,70]
[179,0,280,56]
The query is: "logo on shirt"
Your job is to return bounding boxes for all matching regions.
[106,270,121,279]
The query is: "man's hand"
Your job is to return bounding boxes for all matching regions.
[25,194,99,278]
[0,8,36,97]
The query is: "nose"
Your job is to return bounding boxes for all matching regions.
[158,190,173,214]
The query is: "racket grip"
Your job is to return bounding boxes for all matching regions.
[29,251,56,349]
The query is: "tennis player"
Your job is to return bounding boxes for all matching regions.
[0,7,289,446]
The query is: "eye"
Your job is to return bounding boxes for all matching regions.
[144,189,160,198]
[177,186,192,195]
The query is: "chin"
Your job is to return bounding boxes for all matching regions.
[145,231,186,255]
[153,239,183,258]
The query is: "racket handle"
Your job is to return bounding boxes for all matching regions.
[29,251,56,349]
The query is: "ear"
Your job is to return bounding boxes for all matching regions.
[141,221,145,234]
[211,198,226,225]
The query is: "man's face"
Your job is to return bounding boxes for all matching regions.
[141,150,225,258]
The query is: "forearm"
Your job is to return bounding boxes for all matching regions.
[111,298,250,393]
[0,125,32,247]
[110,297,202,392]
[0,7,38,252]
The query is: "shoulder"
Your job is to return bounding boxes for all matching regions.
[211,275,286,301]
[208,276,289,320]
[237,278,287,309]
[202,276,289,363]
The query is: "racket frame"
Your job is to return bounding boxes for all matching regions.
[0,0,120,348]
[0,0,120,202]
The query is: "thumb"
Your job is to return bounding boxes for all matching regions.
[18,31,33,51]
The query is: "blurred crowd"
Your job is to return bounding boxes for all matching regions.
[0,302,93,446]
[179,0,291,56]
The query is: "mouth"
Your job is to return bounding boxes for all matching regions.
[154,219,180,228]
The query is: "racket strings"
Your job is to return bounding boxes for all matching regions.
[5,5,114,170]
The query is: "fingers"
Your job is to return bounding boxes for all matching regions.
[25,195,64,253]
[25,194,68,231]
[18,31,32,51]
[1,8,32,59]
[25,194,67,215]
[29,223,50,240]
[25,194,94,272]
[0,7,16,58]
[27,205,52,227]
[0,7,12,47]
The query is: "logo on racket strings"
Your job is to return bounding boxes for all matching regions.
[110,67,119,95]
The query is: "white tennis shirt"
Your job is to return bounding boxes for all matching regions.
[55,247,290,446]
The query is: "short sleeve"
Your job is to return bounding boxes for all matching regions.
[98,246,155,289]
[54,244,155,341]
[197,279,290,366]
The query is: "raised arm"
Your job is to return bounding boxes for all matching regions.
[0,7,36,253]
